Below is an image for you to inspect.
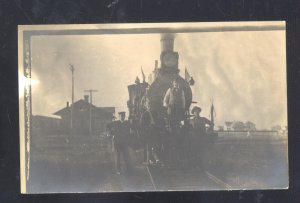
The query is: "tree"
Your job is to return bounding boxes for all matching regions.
[218,126,224,131]
[244,121,256,131]
[271,125,282,132]
[232,121,245,131]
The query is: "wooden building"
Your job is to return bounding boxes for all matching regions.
[54,95,115,135]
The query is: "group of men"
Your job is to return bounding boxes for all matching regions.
[163,78,212,133]
[107,78,213,174]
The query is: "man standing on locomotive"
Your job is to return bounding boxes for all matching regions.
[108,112,132,175]
[163,77,186,131]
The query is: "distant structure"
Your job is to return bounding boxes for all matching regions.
[225,121,233,131]
[32,114,61,136]
[54,95,115,135]
[224,121,256,132]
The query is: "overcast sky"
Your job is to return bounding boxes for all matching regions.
[28,29,287,129]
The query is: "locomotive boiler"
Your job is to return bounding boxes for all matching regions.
[127,34,217,166]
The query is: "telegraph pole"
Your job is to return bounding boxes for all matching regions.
[84,89,98,134]
[210,98,216,131]
[69,64,75,131]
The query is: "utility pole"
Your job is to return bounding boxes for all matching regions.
[210,98,216,131]
[84,89,98,134]
[69,64,75,132]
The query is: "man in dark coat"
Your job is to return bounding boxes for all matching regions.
[190,106,212,136]
[140,99,161,164]
[110,112,132,174]
[189,106,214,167]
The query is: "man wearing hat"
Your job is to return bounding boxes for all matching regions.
[163,77,186,130]
[190,106,213,136]
[140,98,161,164]
[112,111,132,174]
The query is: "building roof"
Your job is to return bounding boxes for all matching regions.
[32,114,62,119]
[54,99,115,116]
[99,107,115,113]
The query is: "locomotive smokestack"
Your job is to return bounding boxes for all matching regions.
[160,33,175,52]
[159,33,179,73]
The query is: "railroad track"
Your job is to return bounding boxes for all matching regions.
[204,170,233,190]
[145,165,233,191]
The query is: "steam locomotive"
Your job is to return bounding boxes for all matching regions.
[127,34,217,166]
